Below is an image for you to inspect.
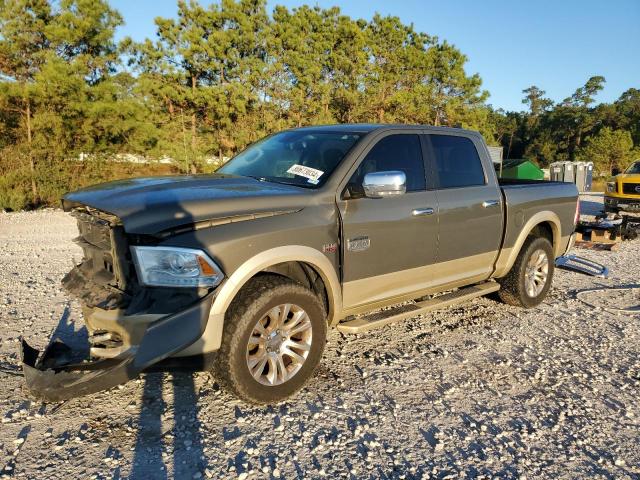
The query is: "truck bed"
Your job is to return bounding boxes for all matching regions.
[495,179,579,275]
[498,178,569,187]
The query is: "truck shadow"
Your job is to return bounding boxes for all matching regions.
[127,179,211,478]
[48,303,89,363]
[129,372,206,479]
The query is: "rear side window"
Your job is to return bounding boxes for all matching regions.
[349,134,426,192]
[429,135,486,188]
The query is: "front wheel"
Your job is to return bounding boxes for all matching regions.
[211,275,327,404]
[496,236,554,308]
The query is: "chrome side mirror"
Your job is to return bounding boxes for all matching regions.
[362,171,406,198]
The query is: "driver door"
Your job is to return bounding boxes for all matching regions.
[338,132,439,311]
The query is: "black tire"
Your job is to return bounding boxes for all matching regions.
[496,236,554,308]
[211,275,327,404]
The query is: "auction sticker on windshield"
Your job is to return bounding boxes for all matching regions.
[287,164,324,184]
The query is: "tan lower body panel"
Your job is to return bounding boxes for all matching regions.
[342,252,496,312]
[337,281,500,334]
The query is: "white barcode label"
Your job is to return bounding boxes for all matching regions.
[287,164,324,182]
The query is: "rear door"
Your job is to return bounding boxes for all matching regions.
[424,133,503,287]
[338,131,439,310]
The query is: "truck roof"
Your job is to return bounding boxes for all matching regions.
[290,123,479,136]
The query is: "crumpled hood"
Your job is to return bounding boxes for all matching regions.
[62,174,311,234]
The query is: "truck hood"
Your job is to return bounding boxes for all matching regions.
[616,173,640,181]
[62,174,311,234]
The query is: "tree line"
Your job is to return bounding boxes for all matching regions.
[1,0,638,210]
[493,79,639,175]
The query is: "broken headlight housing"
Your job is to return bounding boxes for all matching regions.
[131,246,224,288]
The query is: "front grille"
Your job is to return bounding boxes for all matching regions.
[622,183,640,195]
[69,208,131,293]
[76,216,111,250]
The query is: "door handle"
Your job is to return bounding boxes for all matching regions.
[412,207,435,216]
[482,200,499,208]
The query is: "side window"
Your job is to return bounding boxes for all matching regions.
[349,134,426,192]
[429,135,486,188]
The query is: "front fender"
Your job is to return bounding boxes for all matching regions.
[176,246,343,357]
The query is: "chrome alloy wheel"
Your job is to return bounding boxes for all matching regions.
[525,249,549,298]
[246,303,313,386]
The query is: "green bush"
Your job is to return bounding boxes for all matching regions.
[0,170,31,211]
[0,147,182,211]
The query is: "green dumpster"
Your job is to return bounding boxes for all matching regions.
[499,159,544,180]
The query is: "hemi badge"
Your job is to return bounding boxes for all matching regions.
[322,242,338,254]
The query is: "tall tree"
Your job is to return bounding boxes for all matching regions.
[562,75,606,158]
[0,0,124,203]
[522,86,553,117]
[614,88,640,145]
[327,14,368,123]
[0,0,53,202]
[362,14,425,123]
[268,5,338,126]
[126,0,269,169]
[577,127,637,174]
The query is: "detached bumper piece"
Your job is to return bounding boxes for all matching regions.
[21,293,214,402]
[555,255,609,279]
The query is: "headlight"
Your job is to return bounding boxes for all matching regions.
[131,246,224,288]
[607,182,617,193]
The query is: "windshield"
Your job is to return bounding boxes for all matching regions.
[625,161,640,174]
[219,131,362,188]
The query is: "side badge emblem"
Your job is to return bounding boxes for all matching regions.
[347,236,370,252]
[322,242,338,254]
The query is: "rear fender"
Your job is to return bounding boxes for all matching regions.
[494,211,565,278]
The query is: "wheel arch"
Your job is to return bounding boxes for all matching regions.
[177,246,342,357]
[494,211,562,278]
[214,246,342,322]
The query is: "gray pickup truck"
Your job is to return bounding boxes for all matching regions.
[22,124,579,403]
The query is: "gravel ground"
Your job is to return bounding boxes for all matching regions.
[0,200,639,479]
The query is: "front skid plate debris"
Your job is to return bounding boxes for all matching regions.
[20,292,214,402]
[21,339,135,402]
[555,254,609,278]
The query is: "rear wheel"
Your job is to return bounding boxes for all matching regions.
[497,236,554,308]
[211,275,326,404]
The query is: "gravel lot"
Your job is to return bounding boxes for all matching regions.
[1,199,639,479]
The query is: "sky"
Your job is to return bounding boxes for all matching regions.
[109,0,640,112]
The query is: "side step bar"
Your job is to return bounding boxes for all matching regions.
[337,281,500,334]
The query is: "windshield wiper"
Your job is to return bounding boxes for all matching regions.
[243,175,269,183]
[243,175,313,189]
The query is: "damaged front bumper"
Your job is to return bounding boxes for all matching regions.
[21,292,214,402]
